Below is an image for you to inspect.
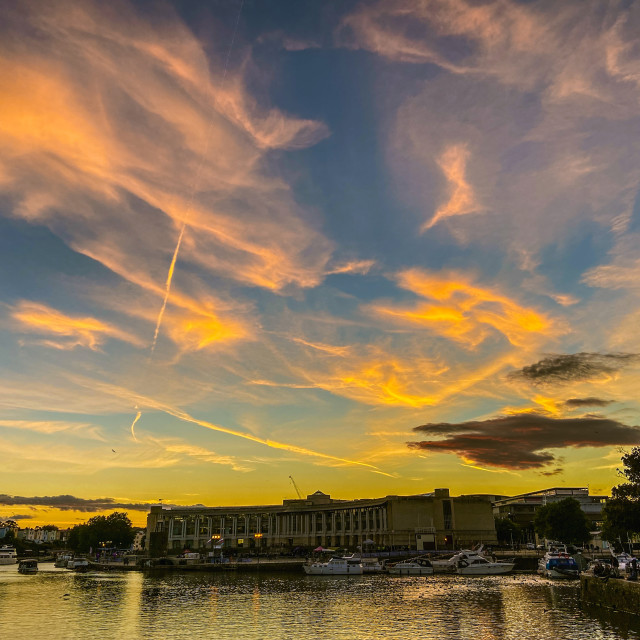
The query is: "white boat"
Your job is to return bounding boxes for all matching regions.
[456,556,515,575]
[347,555,385,573]
[431,548,487,573]
[388,557,434,576]
[361,557,385,574]
[0,545,17,565]
[18,559,38,574]
[67,558,90,571]
[303,556,363,575]
[538,550,580,579]
[611,550,635,574]
[54,554,73,568]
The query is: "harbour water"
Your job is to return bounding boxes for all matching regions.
[2,564,640,639]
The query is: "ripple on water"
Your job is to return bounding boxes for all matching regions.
[1,565,640,639]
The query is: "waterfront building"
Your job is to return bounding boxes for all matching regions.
[17,527,68,544]
[146,488,498,554]
[0,521,19,540]
[132,529,146,551]
[492,487,608,541]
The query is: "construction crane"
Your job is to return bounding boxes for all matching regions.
[289,475,303,499]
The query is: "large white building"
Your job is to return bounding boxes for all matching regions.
[146,488,498,554]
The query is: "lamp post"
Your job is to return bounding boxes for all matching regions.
[254,533,263,566]
[210,534,221,564]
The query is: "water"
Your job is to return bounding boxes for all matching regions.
[1,564,640,639]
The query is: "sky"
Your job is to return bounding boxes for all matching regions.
[1,0,640,528]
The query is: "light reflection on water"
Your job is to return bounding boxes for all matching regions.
[1,564,639,639]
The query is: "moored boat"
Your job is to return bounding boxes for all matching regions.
[347,554,385,573]
[0,545,17,565]
[610,550,635,574]
[55,553,73,568]
[388,557,434,576]
[18,559,38,574]
[303,556,363,575]
[431,548,487,573]
[456,556,515,575]
[538,550,580,579]
[67,558,90,572]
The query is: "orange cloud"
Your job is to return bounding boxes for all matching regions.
[372,269,553,348]
[326,259,377,276]
[423,144,479,231]
[11,301,141,350]
[163,310,248,354]
[0,0,333,339]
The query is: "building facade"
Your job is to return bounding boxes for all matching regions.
[492,487,608,541]
[146,488,498,554]
[16,527,68,544]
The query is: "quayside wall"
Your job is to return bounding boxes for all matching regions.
[581,575,640,615]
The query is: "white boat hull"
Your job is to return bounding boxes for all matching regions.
[303,564,363,575]
[541,568,580,579]
[431,561,456,573]
[388,566,434,576]
[0,557,17,565]
[457,563,514,576]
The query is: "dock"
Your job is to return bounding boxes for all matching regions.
[581,575,640,615]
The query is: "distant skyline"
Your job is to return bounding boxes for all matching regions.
[1,0,640,528]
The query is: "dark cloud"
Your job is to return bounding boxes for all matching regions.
[509,353,638,384]
[409,414,640,470]
[0,495,206,512]
[538,468,564,477]
[564,397,613,408]
[0,494,152,512]
[7,514,34,520]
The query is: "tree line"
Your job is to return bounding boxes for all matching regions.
[67,512,135,552]
[495,448,640,548]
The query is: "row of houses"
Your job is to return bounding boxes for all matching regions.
[145,486,608,554]
[0,522,69,544]
[0,523,146,550]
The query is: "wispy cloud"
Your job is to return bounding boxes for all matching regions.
[422,144,480,231]
[326,259,377,276]
[10,301,142,351]
[0,419,104,441]
[374,269,554,348]
[0,0,333,351]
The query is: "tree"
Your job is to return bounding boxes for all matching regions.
[533,498,591,545]
[495,517,522,546]
[602,447,640,545]
[67,512,134,552]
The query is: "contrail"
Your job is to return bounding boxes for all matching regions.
[149,0,243,353]
[129,410,142,442]
[161,404,390,474]
[150,223,185,353]
[86,379,392,475]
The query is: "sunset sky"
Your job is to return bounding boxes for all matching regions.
[2,0,640,528]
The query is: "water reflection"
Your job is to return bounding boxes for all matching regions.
[1,564,639,639]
